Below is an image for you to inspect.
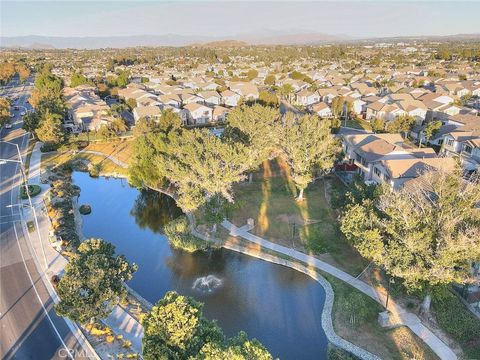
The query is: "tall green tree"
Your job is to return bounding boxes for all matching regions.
[70,73,90,87]
[226,104,280,182]
[0,97,10,126]
[142,291,224,360]
[278,113,340,200]
[385,114,416,134]
[35,110,65,146]
[421,120,442,147]
[331,96,345,118]
[340,169,480,312]
[56,239,137,324]
[142,291,271,360]
[130,125,249,213]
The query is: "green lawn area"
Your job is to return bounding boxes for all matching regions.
[344,118,372,131]
[41,152,128,177]
[222,158,368,275]
[325,273,440,360]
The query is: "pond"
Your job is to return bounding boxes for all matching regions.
[73,172,328,359]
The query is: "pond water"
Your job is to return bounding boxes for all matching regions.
[73,172,328,359]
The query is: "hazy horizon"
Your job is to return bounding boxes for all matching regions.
[2,1,480,39]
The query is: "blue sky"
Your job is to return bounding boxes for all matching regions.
[1,1,479,38]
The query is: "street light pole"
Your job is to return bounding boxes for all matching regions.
[0,140,48,270]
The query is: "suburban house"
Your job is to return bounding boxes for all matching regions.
[295,89,320,106]
[310,102,333,118]
[340,133,451,188]
[440,130,480,171]
[221,90,241,107]
[229,82,259,100]
[181,103,213,125]
[64,86,113,132]
[198,91,222,106]
[133,105,162,122]
[212,105,230,122]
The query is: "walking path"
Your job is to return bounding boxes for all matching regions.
[221,220,457,360]
[79,149,128,168]
[25,142,143,356]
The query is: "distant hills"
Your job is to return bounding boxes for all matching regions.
[1,32,479,50]
[0,32,350,49]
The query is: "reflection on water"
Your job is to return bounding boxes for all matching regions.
[74,172,328,360]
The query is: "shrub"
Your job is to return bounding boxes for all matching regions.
[164,216,212,253]
[433,291,480,358]
[20,184,41,199]
[79,204,92,215]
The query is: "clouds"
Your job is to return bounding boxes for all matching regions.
[2,1,479,38]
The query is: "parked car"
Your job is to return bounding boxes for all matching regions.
[9,113,14,118]
[21,111,26,116]
[5,123,12,129]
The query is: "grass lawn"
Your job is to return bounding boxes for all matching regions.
[325,273,439,360]
[84,139,134,165]
[223,158,368,275]
[344,118,372,131]
[41,152,128,177]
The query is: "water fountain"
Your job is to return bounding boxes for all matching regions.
[192,275,223,293]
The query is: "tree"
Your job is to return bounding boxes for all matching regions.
[278,114,340,200]
[0,97,10,126]
[264,74,276,86]
[126,98,137,109]
[22,111,41,133]
[70,73,90,88]
[55,239,137,324]
[116,70,129,88]
[246,69,258,81]
[258,90,279,107]
[15,64,30,82]
[385,115,416,135]
[331,96,345,118]
[226,104,280,182]
[35,110,65,146]
[340,169,480,312]
[199,331,272,360]
[142,291,224,360]
[0,62,15,84]
[422,120,442,146]
[371,117,385,133]
[142,292,271,360]
[279,84,294,100]
[129,126,249,213]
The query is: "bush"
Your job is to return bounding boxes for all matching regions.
[328,346,359,360]
[20,184,41,199]
[88,163,101,177]
[433,291,480,358]
[79,204,91,215]
[40,143,59,152]
[164,216,212,253]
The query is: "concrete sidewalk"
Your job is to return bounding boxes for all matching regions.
[24,142,143,356]
[222,220,457,360]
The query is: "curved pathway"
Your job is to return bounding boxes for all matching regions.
[221,220,457,360]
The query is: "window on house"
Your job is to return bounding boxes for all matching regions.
[447,139,454,146]
[463,144,473,154]
[384,174,391,182]
[374,167,381,177]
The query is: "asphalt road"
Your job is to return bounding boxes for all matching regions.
[0,76,93,359]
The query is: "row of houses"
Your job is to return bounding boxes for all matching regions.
[64,85,114,132]
[340,131,457,189]
[119,81,260,125]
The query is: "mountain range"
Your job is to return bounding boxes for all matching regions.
[0,32,350,49]
[1,32,479,49]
